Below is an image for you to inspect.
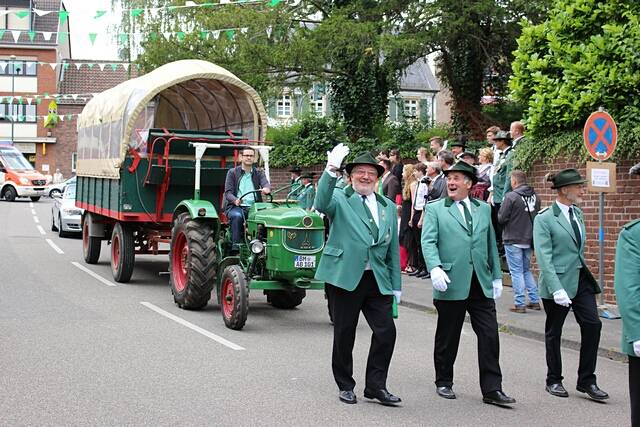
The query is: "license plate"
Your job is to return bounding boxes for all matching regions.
[294,255,316,269]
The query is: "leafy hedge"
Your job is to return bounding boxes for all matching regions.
[509,0,640,167]
[267,114,451,168]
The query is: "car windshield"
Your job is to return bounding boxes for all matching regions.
[0,151,34,171]
[63,184,76,199]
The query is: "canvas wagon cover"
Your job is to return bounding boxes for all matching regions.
[76,60,268,178]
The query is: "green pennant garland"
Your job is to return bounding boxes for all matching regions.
[176,31,185,41]
[63,63,70,70]
[94,10,107,19]
[199,31,208,40]
[131,9,144,18]
[58,32,68,43]
[110,63,118,71]
[36,97,42,105]
[118,33,129,44]
[66,114,72,121]
[87,63,95,69]
[27,31,36,42]
[0,30,5,39]
[226,30,235,40]
[15,10,30,19]
[89,33,97,45]
[270,0,282,5]
[148,32,158,41]
[58,11,69,25]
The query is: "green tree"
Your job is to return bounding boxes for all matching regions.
[509,0,640,166]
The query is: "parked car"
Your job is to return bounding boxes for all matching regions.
[48,176,76,198]
[51,183,83,237]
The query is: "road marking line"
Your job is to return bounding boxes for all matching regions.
[33,216,40,223]
[140,302,245,351]
[36,225,46,235]
[45,238,64,254]
[29,202,33,208]
[71,262,117,287]
[31,208,36,215]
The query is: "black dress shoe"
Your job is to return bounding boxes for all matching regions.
[363,388,402,406]
[436,386,456,399]
[545,383,569,398]
[408,269,422,277]
[339,390,357,404]
[576,384,609,401]
[416,270,430,279]
[483,390,516,406]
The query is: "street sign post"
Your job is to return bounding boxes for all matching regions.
[584,107,619,319]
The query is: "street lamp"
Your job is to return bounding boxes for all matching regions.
[9,55,21,145]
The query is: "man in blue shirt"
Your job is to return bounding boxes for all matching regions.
[223,147,271,248]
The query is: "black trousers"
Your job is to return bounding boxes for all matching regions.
[491,203,504,255]
[630,355,640,427]
[542,270,602,387]
[326,271,396,391]
[411,209,426,271]
[433,274,503,394]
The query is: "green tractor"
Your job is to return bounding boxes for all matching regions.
[169,142,326,330]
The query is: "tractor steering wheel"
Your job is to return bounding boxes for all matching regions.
[238,189,273,205]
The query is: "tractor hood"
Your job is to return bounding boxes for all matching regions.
[251,205,324,229]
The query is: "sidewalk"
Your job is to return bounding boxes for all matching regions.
[400,272,626,362]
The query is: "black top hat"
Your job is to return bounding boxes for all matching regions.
[344,152,385,177]
[450,135,467,148]
[443,160,478,184]
[548,168,586,189]
[301,172,316,179]
[289,166,302,173]
[493,130,512,144]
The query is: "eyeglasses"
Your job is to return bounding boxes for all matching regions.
[351,169,378,178]
[241,154,255,157]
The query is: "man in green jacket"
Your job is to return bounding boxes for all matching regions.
[315,144,402,406]
[421,161,515,407]
[296,172,316,210]
[533,169,608,401]
[614,164,640,425]
[489,130,514,256]
[289,166,303,198]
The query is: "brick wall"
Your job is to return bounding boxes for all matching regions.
[270,158,640,304]
[47,105,82,178]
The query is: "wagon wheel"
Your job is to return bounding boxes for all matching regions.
[111,222,135,283]
[82,213,101,264]
[220,265,249,330]
[169,212,216,309]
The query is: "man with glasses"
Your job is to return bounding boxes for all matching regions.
[223,147,271,249]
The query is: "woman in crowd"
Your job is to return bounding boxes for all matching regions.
[399,164,417,273]
[471,147,493,201]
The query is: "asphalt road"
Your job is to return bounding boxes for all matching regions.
[0,198,632,426]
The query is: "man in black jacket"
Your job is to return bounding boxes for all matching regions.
[223,147,271,247]
[497,170,540,313]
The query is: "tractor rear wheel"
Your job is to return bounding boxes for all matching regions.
[220,265,249,330]
[169,212,216,309]
[82,213,101,264]
[266,289,306,309]
[111,222,135,283]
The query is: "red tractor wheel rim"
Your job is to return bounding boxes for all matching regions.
[111,233,120,270]
[172,231,189,292]
[222,277,235,319]
[82,221,89,252]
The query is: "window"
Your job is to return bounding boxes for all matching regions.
[404,99,419,119]
[0,59,37,76]
[312,98,325,117]
[276,94,292,117]
[71,153,77,173]
[0,103,37,122]
[0,5,31,30]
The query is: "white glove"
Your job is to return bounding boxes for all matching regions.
[393,290,402,304]
[326,143,350,171]
[430,267,450,292]
[634,340,640,357]
[492,279,503,299]
[553,289,572,307]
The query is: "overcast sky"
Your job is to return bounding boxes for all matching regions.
[63,0,120,60]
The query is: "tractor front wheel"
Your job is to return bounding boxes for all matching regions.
[169,212,216,309]
[220,265,249,330]
[266,289,306,309]
[111,222,135,283]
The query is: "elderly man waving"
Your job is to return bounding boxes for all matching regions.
[314,143,402,406]
[421,161,515,407]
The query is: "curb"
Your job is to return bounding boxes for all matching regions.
[399,300,628,363]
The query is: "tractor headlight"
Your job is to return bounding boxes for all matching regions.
[249,239,265,254]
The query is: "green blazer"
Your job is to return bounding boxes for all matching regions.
[614,219,640,356]
[314,172,401,294]
[289,177,302,198]
[492,146,513,204]
[296,183,316,210]
[421,197,502,300]
[533,202,600,299]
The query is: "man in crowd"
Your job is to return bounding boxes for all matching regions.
[430,136,445,155]
[421,161,515,407]
[533,169,608,401]
[498,170,541,313]
[437,150,455,172]
[450,135,467,158]
[614,165,640,425]
[510,121,526,149]
[489,131,514,256]
[223,147,271,249]
[315,144,402,406]
[297,172,316,210]
[289,166,303,198]
[379,159,401,202]
[426,161,446,202]
[416,147,430,165]
[459,152,477,165]
[486,126,500,147]
[409,163,429,279]
[53,168,64,184]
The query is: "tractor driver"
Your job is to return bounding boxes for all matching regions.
[223,147,271,250]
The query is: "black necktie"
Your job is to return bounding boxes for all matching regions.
[569,207,582,248]
[461,201,473,235]
[361,195,379,240]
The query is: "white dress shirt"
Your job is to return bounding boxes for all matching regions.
[360,192,380,270]
[456,197,471,219]
[555,200,583,241]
